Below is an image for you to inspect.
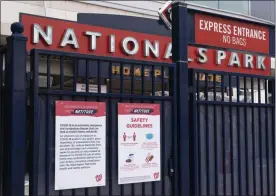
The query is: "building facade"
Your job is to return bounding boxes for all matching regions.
[0,1,275,196]
[1,1,275,99]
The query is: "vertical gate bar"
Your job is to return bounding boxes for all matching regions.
[72,60,80,193]
[109,62,112,93]
[152,65,155,96]
[251,77,256,196]
[131,64,134,96]
[272,79,275,195]
[272,78,275,104]
[45,55,51,196]
[228,75,234,196]
[204,73,210,196]
[47,56,51,89]
[161,66,164,97]
[73,60,77,92]
[151,65,155,196]
[265,79,270,196]
[3,25,28,196]
[119,62,124,196]
[236,76,241,196]
[108,61,113,196]
[60,56,64,90]
[59,55,65,196]
[120,63,124,95]
[141,65,145,96]
[196,72,201,196]
[97,60,101,94]
[141,64,145,196]
[213,74,218,196]
[0,52,3,196]
[172,4,190,196]
[257,78,263,196]
[85,60,89,93]
[172,65,179,196]
[161,66,165,196]
[84,59,89,196]
[96,61,100,196]
[221,75,226,196]
[272,114,275,195]
[130,64,134,196]
[244,76,249,196]
[72,60,77,101]
[189,69,197,196]
[160,97,164,196]
[30,49,40,196]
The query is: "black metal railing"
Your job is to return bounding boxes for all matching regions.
[190,69,275,196]
[29,49,177,196]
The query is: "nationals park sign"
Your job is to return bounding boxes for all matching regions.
[20,13,271,76]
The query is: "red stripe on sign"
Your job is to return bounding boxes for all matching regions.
[118,103,160,115]
[55,101,106,117]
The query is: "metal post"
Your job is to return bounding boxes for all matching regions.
[3,22,28,196]
[171,2,190,196]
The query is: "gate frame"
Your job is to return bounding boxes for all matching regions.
[171,2,275,196]
[171,4,190,196]
[2,23,28,196]
[28,48,178,196]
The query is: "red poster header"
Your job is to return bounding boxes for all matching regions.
[195,13,270,54]
[118,103,160,115]
[56,101,106,117]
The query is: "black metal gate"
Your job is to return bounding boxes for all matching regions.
[190,69,275,196]
[28,49,177,196]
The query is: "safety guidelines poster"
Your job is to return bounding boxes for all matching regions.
[118,103,161,184]
[55,101,106,190]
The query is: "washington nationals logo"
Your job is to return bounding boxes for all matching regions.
[153,172,159,179]
[95,174,102,182]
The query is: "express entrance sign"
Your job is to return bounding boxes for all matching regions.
[195,13,270,54]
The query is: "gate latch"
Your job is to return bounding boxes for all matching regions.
[168,158,174,177]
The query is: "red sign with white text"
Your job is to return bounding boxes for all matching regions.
[188,46,270,76]
[21,14,271,76]
[21,14,172,63]
[195,13,270,54]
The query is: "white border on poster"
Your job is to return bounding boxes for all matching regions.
[55,101,106,190]
[117,103,161,185]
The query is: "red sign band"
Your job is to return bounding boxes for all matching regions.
[21,14,271,76]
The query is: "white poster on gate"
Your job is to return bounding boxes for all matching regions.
[76,83,107,93]
[118,103,161,184]
[55,101,106,190]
